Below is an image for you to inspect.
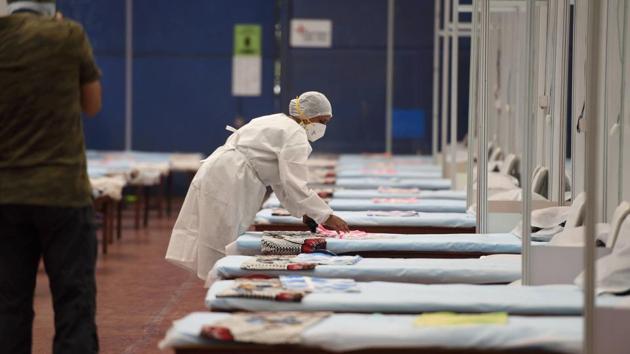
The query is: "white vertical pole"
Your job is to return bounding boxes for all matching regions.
[441,0,451,174]
[521,0,536,286]
[467,0,479,208]
[620,1,629,202]
[125,0,133,151]
[385,0,395,154]
[450,0,460,188]
[432,0,442,161]
[556,0,571,204]
[583,0,602,352]
[477,0,489,234]
[570,2,578,202]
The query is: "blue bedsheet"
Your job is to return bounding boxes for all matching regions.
[329,198,466,212]
[335,177,451,190]
[206,281,625,315]
[208,255,521,285]
[335,170,442,178]
[332,189,467,200]
[159,312,581,353]
[263,196,467,212]
[231,232,525,256]
[255,209,476,228]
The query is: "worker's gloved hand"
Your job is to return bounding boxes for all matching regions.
[302,215,318,233]
[323,214,350,233]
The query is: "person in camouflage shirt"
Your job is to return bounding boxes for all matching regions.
[0,1,102,353]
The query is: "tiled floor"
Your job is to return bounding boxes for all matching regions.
[32,205,207,354]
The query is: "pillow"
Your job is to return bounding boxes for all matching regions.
[607,201,630,248]
[565,192,586,228]
[575,216,630,294]
[549,223,611,246]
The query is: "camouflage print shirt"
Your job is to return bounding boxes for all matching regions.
[0,13,101,207]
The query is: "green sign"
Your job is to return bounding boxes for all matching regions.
[234,24,261,56]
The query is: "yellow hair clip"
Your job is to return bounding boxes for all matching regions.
[295,96,305,116]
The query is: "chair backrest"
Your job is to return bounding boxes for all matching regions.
[489,147,503,162]
[500,153,520,177]
[531,166,549,199]
[608,201,630,248]
[565,192,586,228]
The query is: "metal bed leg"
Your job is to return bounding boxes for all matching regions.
[144,185,150,228]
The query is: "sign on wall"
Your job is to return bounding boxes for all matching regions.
[232,24,262,96]
[290,19,332,48]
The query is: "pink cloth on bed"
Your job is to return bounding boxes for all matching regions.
[371,198,418,204]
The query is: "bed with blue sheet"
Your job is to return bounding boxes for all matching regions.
[206,280,627,315]
[253,209,476,234]
[263,196,467,213]
[160,311,582,354]
[331,189,467,200]
[334,169,442,179]
[334,177,452,190]
[208,254,521,285]
[228,232,527,258]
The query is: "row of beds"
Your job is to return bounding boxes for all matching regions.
[159,153,630,354]
[87,150,202,253]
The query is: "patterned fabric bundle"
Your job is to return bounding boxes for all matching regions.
[362,168,397,175]
[216,278,304,302]
[200,312,331,344]
[367,210,419,217]
[372,198,418,204]
[240,254,362,270]
[280,276,360,293]
[261,234,327,255]
[240,255,317,271]
[271,208,292,216]
[315,225,371,239]
[292,253,362,265]
[378,187,421,194]
[263,231,325,237]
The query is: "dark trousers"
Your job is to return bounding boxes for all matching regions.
[0,205,99,354]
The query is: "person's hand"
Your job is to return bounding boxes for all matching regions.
[54,12,64,21]
[323,214,350,233]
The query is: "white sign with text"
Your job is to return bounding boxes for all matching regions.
[290,19,332,48]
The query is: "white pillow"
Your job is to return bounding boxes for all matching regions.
[608,201,630,248]
[575,217,630,294]
[565,192,586,228]
[549,223,611,246]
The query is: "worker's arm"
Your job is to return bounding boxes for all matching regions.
[81,80,102,117]
[271,136,348,232]
[272,141,332,224]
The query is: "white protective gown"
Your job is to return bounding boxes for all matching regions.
[165,113,333,280]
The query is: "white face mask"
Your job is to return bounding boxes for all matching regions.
[304,122,327,142]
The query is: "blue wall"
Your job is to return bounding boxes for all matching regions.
[60,0,469,155]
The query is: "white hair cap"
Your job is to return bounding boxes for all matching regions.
[289,91,332,119]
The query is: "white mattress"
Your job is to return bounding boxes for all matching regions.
[255,209,476,228]
[206,281,625,315]
[230,232,525,256]
[159,312,581,353]
[208,255,521,285]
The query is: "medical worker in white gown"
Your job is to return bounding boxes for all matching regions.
[166,91,349,280]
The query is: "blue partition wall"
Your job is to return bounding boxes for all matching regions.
[59,0,468,155]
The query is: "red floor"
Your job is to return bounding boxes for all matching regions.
[32,206,207,354]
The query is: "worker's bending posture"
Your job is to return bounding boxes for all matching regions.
[166,92,349,280]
